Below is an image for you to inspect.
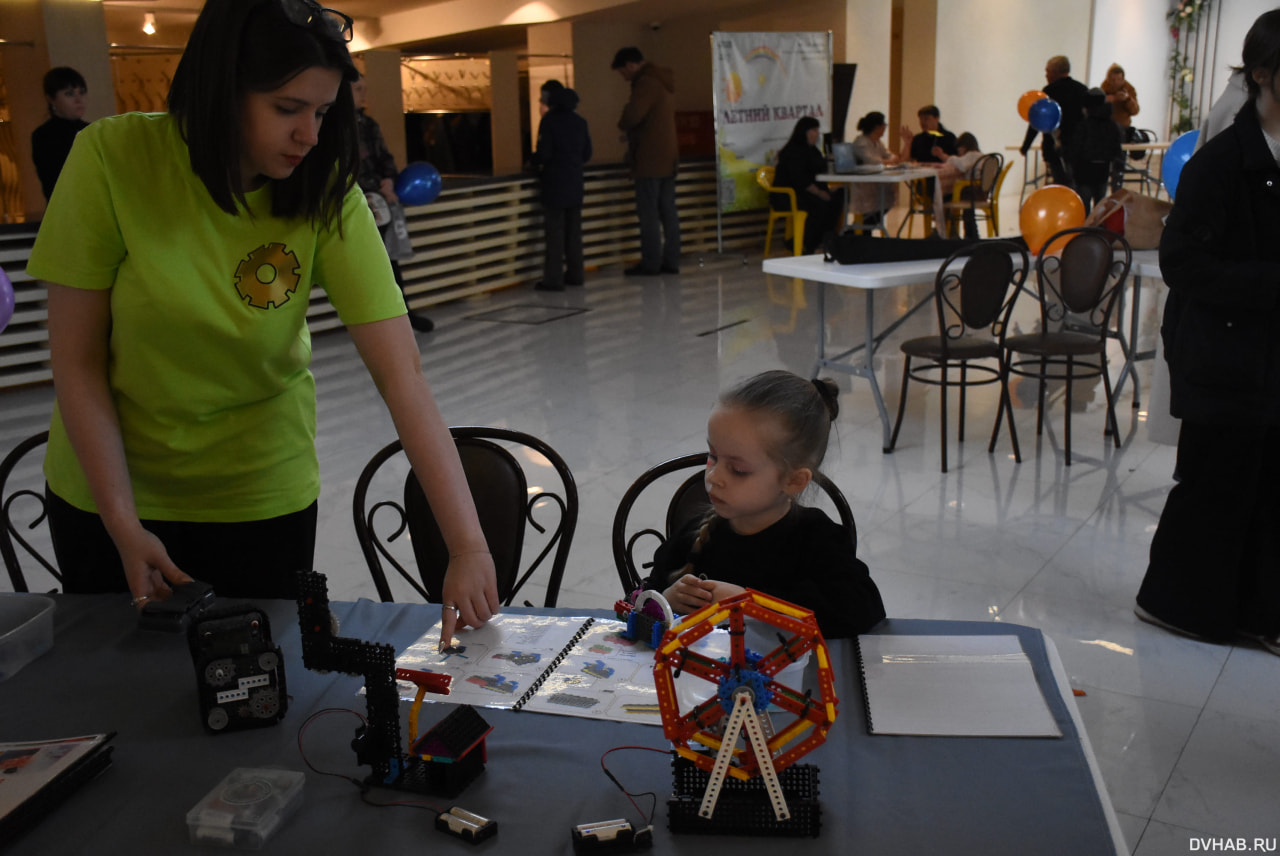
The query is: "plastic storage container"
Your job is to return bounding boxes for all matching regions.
[187,767,304,849]
[0,594,55,682]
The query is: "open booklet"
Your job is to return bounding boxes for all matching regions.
[855,635,1062,738]
[0,733,115,841]
[394,614,729,726]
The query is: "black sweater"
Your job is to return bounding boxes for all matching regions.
[643,506,886,639]
[32,115,89,200]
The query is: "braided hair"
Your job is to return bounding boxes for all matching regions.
[669,371,840,584]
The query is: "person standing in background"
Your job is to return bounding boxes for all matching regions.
[612,46,681,277]
[1101,63,1140,135]
[530,80,592,291]
[31,67,90,201]
[352,73,433,333]
[1021,55,1090,190]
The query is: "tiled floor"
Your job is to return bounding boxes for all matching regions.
[3,227,1278,855]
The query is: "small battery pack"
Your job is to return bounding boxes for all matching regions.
[571,819,653,853]
[435,806,497,844]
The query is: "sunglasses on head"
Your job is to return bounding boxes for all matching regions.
[278,0,353,42]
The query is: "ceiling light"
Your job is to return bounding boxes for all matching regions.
[143,12,156,35]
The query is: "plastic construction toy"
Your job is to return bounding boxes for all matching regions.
[294,570,492,800]
[613,589,674,649]
[652,589,836,837]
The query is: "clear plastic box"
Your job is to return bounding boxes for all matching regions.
[187,767,304,850]
[0,594,55,682]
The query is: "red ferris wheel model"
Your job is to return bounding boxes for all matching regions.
[652,589,837,832]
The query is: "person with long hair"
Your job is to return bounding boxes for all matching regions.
[1136,9,1280,657]
[26,0,497,646]
[772,116,842,254]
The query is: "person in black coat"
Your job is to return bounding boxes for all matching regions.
[772,116,843,254]
[529,81,592,290]
[31,67,89,201]
[1136,10,1280,657]
[1021,55,1091,189]
[1069,89,1122,214]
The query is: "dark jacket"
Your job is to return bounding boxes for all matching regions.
[771,140,826,211]
[530,88,592,208]
[642,506,886,639]
[31,115,89,201]
[1159,103,1280,424]
[355,110,397,194]
[1022,76,1091,156]
[1070,98,1122,184]
[617,62,678,178]
[909,124,957,163]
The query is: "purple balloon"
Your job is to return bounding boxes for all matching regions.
[0,267,14,334]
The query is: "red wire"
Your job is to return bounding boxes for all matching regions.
[600,745,671,827]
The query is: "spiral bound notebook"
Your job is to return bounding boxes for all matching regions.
[855,635,1061,738]
[395,614,728,725]
[0,733,115,842]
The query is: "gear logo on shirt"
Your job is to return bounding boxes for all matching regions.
[234,243,301,310]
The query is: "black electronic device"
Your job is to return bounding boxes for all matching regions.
[187,604,288,733]
[138,579,215,632]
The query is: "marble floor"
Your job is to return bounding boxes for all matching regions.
[3,236,1277,855]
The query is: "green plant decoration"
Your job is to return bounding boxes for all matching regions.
[1168,0,1212,136]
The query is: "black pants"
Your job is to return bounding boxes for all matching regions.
[46,488,317,599]
[795,187,845,253]
[1138,422,1280,640]
[543,205,584,286]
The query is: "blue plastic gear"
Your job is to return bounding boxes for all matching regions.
[716,651,772,713]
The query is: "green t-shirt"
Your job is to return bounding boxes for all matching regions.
[27,112,407,522]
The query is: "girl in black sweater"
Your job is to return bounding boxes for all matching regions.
[643,370,885,638]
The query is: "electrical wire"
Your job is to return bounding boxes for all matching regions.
[295,706,445,814]
[600,745,672,827]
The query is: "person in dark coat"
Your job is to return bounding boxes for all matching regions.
[1020,55,1091,189]
[529,80,592,291]
[31,67,89,201]
[1069,89,1122,214]
[772,116,843,254]
[1136,10,1280,657]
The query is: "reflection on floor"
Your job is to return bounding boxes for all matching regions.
[3,244,1276,856]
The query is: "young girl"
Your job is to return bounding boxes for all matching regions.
[933,132,983,238]
[642,370,885,639]
[26,0,495,647]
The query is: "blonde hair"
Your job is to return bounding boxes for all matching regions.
[668,371,839,584]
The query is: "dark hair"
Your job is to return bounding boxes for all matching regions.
[611,46,643,69]
[668,370,839,584]
[168,0,359,226]
[782,116,822,151]
[42,67,87,99]
[856,111,886,135]
[721,370,838,473]
[956,132,979,152]
[541,79,565,95]
[917,105,941,119]
[1047,55,1071,75]
[1241,10,1280,100]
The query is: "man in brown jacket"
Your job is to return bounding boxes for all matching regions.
[613,46,681,276]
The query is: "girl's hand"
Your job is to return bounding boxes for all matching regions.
[662,574,717,614]
[705,581,746,603]
[114,525,191,608]
[438,550,499,648]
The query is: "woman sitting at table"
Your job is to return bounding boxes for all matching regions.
[772,116,843,254]
[850,111,899,231]
[933,132,984,237]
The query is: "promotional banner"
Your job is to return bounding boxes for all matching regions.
[712,32,831,214]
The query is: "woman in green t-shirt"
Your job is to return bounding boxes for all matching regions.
[28,0,496,647]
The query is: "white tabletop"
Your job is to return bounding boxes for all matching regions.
[762,253,952,290]
[1131,248,1159,278]
[818,166,938,184]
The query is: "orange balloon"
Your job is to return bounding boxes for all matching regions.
[1018,90,1049,122]
[1019,185,1086,255]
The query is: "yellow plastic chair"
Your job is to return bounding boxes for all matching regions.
[756,166,807,257]
[898,178,935,238]
[946,160,1015,237]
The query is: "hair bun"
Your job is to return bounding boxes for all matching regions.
[811,377,839,421]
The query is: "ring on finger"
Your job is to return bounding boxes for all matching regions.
[131,595,151,607]
[442,603,460,614]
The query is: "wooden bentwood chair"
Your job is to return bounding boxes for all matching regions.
[1,432,60,593]
[353,426,578,606]
[610,452,857,597]
[887,241,1029,472]
[993,227,1133,466]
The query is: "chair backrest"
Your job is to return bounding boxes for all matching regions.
[757,166,798,210]
[972,152,1004,197]
[352,426,578,606]
[934,240,1029,350]
[611,452,857,596]
[990,161,1015,200]
[1034,227,1133,329]
[1,431,60,593]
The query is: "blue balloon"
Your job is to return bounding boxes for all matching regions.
[1027,98,1062,134]
[395,162,442,206]
[1161,130,1199,200]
